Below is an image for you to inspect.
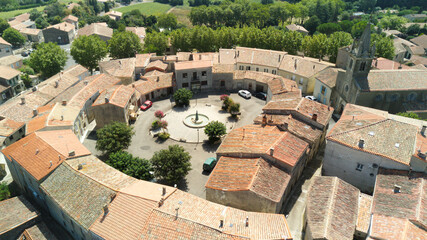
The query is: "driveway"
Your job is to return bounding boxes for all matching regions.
[83,92,266,198]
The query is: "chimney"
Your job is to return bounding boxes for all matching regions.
[282,122,289,130]
[294,59,297,70]
[61,115,64,121]
[55,80,59,88]
[84,81,88,86]
[132,83,135,88]
[421,126,426,136]
[33,109,38,116]
[35,149,39,154]
[62,100,67,106]
[219,220,224,228]
[103,205,109,216]
[237,51,240,57]
[313,65,315,70]
[32,86,37,92]
[162,187,166,196]
[312,113,318,122]
[176,56,178,62]
[393,185,401,193]
[157,76,160,82]
[199,55,202,60]
[158,197,164,207]
[278,55,281,62]
[105,97,109,103]
[358,139,365,148]
[262,114,267,125]
[21,97,25,104]
[270,148,274,156]
[68,150,75,157]
[245,216,249,227]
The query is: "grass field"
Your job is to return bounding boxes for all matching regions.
[116,2,172,16]
[169,6,192,27]
[0,0,79,20]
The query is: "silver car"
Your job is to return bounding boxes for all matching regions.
[238,90,251,99]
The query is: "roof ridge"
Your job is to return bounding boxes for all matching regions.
[248,158,262,191]
[323,177,338,239]
[327,118,389,138]
[414,178,424,223]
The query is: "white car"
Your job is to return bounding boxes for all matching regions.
[238,90,251,99]
[305,96,318,101]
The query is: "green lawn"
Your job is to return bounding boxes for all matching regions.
[116,2,172,16]
[169,6,192,27]
[0,6,45,20]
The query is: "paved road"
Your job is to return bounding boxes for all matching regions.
[59,43,77,70]
[83,92,266,198]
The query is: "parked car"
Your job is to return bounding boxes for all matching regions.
[305,96,317,101]
[238,90,251,99]
[203,157,217,172]
[254,92,267,100]
[140,100,153,111]
[21,51,28,57]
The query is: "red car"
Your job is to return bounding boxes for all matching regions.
[140,100,152,111]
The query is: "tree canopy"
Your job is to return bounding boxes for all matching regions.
[143,31,168,55]
[106,151,153,180]
[0,18,10,36]
[2,28,25,47]
[96,122,135,154]
[204,121,227,142]
[151,145,192,185]
[108,31,143,59]
[29,42,67,78]
[71,35,108,73]
[173,88,193,106]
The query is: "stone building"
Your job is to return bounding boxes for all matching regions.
[323,104,427,193]
[174,60,213,91]
[0,37,12,58]
[0,55,23,70]
[43,22,76,44]
[19,27,44,42]
[99,58,135,85]
[77,23,113,43]
[134,72,173,104]
[285,24,309,35]
[63,15,79,29]
[0,65,25,103]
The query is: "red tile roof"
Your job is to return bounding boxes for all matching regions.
[174,60,212,70]
[146,60,167,72]
[2,130,90,180]
[0,117,24,137]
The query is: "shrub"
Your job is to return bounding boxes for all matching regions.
[106,151,153,180]
[151,145,192,185]
[220,94,229,101]
[173,88,193,106]
[0,182,10,201]
[159,120,168,129]
[204,121,226,142]
[154,110,165,119]
[223,96,233,111]
[229,102,240,116]
[158,132,170,140]
[152,120,161,129]
[96,122,135,154]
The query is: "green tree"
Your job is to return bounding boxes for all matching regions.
[0,182,10,201]
[328,31,353,63]
[2,28,25,47]
[71,35,108,73]
[106,151,153,180]
[35,17,49,29]
[151,145,192,185]
[304,16,321,34]
[45,2,66,18]
[143,31,168,55]
[0,18,10,36]
[371,33,395,59]
[261,0,273,4]
[204,121,226,142]
[351,21,369,38]
[229,102,240,116]
[358,0,377,13]
[108,31,143,59]
[396,112,421,120]
[96,122,135,155]
[157,13,177,30]
[379,15,407,30]
[173,88,193,106]
[302,33,329,59]
[283,31,303,55]
[317,22,342,35]
[29,42,67,78]
[21,73,32,88]
[29,9,43,21]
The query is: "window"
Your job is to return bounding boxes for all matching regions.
[246,66,251,70]
[201,71,207,76]
[264,69,268,73]
[239,66,244,70]
[272,70,276,74]
[356,163,364,171]
[16,62,19,67]
[321,86,326,95]
[345,85,349,92]
[1,93,5,100]
[299,78,303,84]
[375,94,383,102]
[256,67,259,71]
[201,81,207,85]
[220,81,225,87]
[182,73,188,78]
[6,48,10,53]
[407,93,417,102]
[359,61,366,71]
[291,75,295,80]
[182,83,189,88]
[349,59,353,69]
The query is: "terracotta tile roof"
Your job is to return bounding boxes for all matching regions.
[0,196,39,235]
[212,63,235,73]
[146,60,168,72]
[135,53,152,68]
[105,11,122,17]
[306,176,360,240]
[217,124,308,168]
[205,157,261,191]
[0,55,22,67]
[66,2,79,10]
[357,69,427,91]
[278,55,332,78]
[9,13,30,22]
[140,210,241,240]
[369,214,427,240]
[267,76,298,95]
[19,27,42,36]
[90,193,157,240]
[356,193,372,234]
[93,85,135,108]
[125,27,146,43]
[46,103,81,127]
[40,163,116,230]
[0,37,11,46]
[176,52,192,61]
[0,117,24,137]
[271,90,302,101]
[410,55,427,66]
[78,23,113,38]
[0,65,20,79]
[1,130,90,180]
[372,57,411,70]
[120,180,176,203]
[175,60,212,70]
[143,69,162,76]
[192,52,219,63]
[158,190,292,239]
[63,15,78,22]
[286,24,308,33]
[315,67,341,88]
[218,49,236,64]
[67,155,137,191]
[135,73,173,95]
[99,58,135,79]
[372,168,426,226]
[20,222,58,240]
[46,22,75,32]
[411,34,427,49]
[235,47,286,68]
